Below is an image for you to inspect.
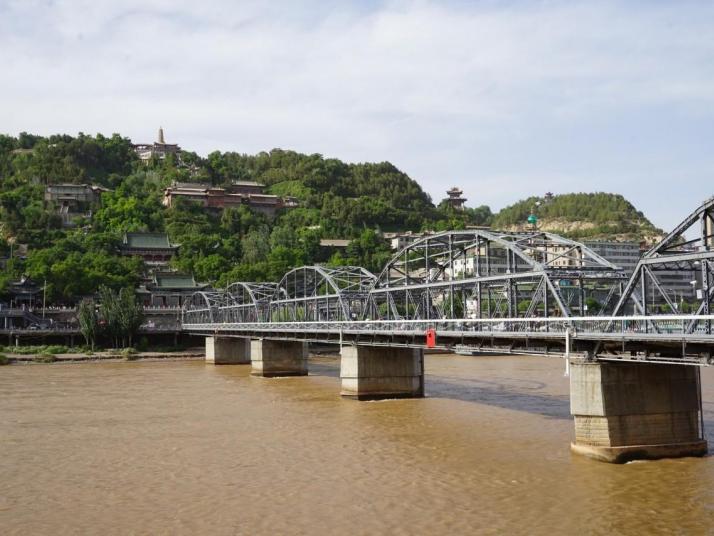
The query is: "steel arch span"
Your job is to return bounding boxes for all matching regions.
[366,230,627,321]
[182,291,223,325]
[271,265,377,322]
[610,196,714,334]
[218,282,277,323]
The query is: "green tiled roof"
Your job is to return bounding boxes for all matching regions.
[123,233,175,249]
[153,273,206,289]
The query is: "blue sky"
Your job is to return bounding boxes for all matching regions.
[1,0,713,231]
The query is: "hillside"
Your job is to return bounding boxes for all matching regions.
[492,193,662,242]
[0,132,488,299]
[0,132,665,303]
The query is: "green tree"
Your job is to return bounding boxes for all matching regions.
[241,227,271,264]
[345,230,392,274]
[99,286,143,348]
[99,286,121,348]
[116,288,143,347]
[77,299,100,351]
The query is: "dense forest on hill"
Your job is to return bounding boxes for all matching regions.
[0,132,661,303]
[492,193,661,239]
[0,132,490,301]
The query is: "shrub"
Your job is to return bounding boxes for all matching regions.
[122,347,139,360]
[0,345,67,355]
[0,354,9,366]
[34,353,57,363]
[10,346,38,355]
[44,345,69,355]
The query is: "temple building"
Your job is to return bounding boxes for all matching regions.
[137,272,209,308]
[133,127,181,162]
[120,232,178,269]
[162,181,297,218]
[44,183,110,227]
[3,277,42,308]
[443,187,467,211]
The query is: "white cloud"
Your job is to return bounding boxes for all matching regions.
[1,0,713,229]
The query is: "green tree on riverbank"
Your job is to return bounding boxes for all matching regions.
[77,299,100,351]
[98,286,143,348]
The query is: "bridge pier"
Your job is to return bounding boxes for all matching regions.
[570,359,708,463]
[250,339,308,377]
[340,345,424,400]
[205,336,251,365]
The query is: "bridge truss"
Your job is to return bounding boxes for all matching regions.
[183,291,223,324]
[611,196,714,335]
[182,200,714,364]
[366,230,627,321]
[270,266,376,322]
[219,282,277,323]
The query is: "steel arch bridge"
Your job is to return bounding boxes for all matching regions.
[218,282,277,323]
[182,291,223,324]
[270,265,377,322]
[181,198,714,365]
[365,230,627,321]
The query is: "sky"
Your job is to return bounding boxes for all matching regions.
[1,0,713,231]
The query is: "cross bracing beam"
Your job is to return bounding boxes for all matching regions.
[639,251,714,266]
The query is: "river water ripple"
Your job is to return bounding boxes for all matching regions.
[2,354,713,534]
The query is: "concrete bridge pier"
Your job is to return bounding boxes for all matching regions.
[570,359,708,463]
[250,339,308,377]
[340,345,425,400]
[205,336,251,365]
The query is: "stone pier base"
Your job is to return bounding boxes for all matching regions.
[250,339,308,377]
[340,345,424,400]
[205,337,251,365]
[570,359,708,463]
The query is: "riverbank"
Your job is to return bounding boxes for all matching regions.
[2,349,205,364]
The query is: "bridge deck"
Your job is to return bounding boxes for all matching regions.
[183,315,714,365]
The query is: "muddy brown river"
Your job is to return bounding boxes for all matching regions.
[2,354,714,534]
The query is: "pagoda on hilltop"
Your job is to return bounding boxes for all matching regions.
[443,187,467,211]
[133,127,181,163]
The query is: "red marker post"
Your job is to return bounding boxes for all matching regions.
[425,328,436,348]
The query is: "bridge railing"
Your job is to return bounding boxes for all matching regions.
[182,314,714,338]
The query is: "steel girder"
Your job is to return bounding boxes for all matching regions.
[366,230,626,321]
